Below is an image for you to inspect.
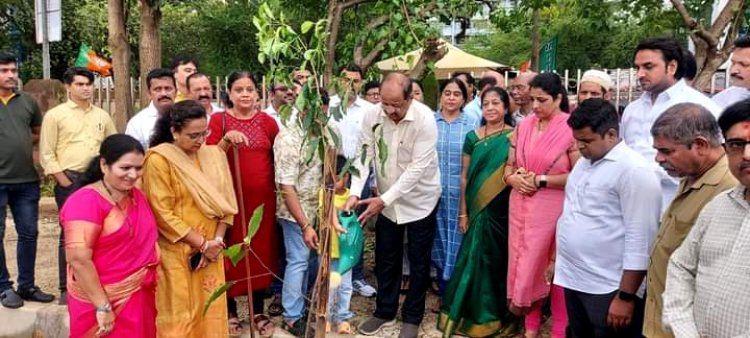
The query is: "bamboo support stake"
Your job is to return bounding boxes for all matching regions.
[232,145,256,338]
[307,147,337,338]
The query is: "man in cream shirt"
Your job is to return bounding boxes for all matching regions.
[345,72,440,338]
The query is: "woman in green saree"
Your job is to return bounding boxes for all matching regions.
[438,87,522,337]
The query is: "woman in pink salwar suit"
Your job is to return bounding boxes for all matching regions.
[61,135,159,338]
[504,73,579,338]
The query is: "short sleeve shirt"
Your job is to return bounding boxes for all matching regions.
[0,92,43,183]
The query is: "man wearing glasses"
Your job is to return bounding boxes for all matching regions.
[644,103,736,338]
[661,98,750,337]
[345,72,440,338]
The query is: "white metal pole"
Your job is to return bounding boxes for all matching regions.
[41,0,50,79]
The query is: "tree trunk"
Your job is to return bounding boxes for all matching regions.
[693,49,726,92]
[139,0,162,107]
[530,8,540,72]
[670,0,747,92]
[108,0,132,132]
[324,0,341,85]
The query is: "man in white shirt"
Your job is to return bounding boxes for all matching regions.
[263,80,296,127]
[125,68,176,149]
[621,37,721,211]
[329,64,377,160]
[346,73,441,338]
[186,73,222,116]
[713,36,750,109]
[555,99,662,338]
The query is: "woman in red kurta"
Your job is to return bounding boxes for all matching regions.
[206,71,279,337]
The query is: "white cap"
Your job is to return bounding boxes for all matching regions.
[580,70,613,92]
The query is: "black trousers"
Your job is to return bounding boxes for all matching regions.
[374,207,437,325]
[564,288,645,338]
[54,170,83,293]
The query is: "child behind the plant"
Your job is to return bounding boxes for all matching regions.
[318,156,355,334]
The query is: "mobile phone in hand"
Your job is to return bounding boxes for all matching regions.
[189,253,201,271]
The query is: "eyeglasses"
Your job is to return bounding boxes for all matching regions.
[365,92,380,98]
[185,130,210,140]
[723,138,750,155]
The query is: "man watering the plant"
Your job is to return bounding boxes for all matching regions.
[344,72,441,338]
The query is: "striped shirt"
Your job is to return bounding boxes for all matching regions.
[663,185,750,338]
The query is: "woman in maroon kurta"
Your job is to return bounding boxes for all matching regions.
[206,71,279,337]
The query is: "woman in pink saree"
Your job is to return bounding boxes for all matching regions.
[61,134,159,338]
[505,73,579,338]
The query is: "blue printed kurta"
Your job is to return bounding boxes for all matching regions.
[432,110,478,282]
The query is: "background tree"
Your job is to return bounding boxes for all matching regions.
[139,0,162,106]
[668,0,748,89]
[108,0,133,130]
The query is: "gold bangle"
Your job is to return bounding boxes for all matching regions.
[300,223,310,232]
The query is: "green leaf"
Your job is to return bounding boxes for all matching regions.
[303,49,315,61]
[359,144,369,166]
[246,204,264,244]
[203,281,236,316]
[279,104,292,126]
[305,137,320,164]
[262,2,275,20]
[301,21,314,34]
[331,104,343,122]
[327,125,340,149]
[224,244,246,267]
[258,52,266,64]
[295,85,309,111]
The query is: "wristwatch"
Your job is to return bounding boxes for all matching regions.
[538,175,548,188]
[96,302,112,313]
[617,290,638,302]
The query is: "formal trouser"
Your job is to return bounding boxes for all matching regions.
[0,182,40,292]
[373,207,437,325]
[564,288,645,338]
[54,170,83,293]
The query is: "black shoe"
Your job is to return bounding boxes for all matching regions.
[0,289,24,308]
[58,291,68,305]
[17,286,55,303]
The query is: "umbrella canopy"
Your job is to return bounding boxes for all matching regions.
[376,39,510,79]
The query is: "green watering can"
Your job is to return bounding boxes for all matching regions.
[336,211,364,274]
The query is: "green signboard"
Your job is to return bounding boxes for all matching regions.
[539,37,558,72]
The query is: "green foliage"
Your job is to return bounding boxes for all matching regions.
[476,0,686,70]
[202,281,235,316]
[224,244,246,267]
[245,203,264,245]
[162,0,263,77]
